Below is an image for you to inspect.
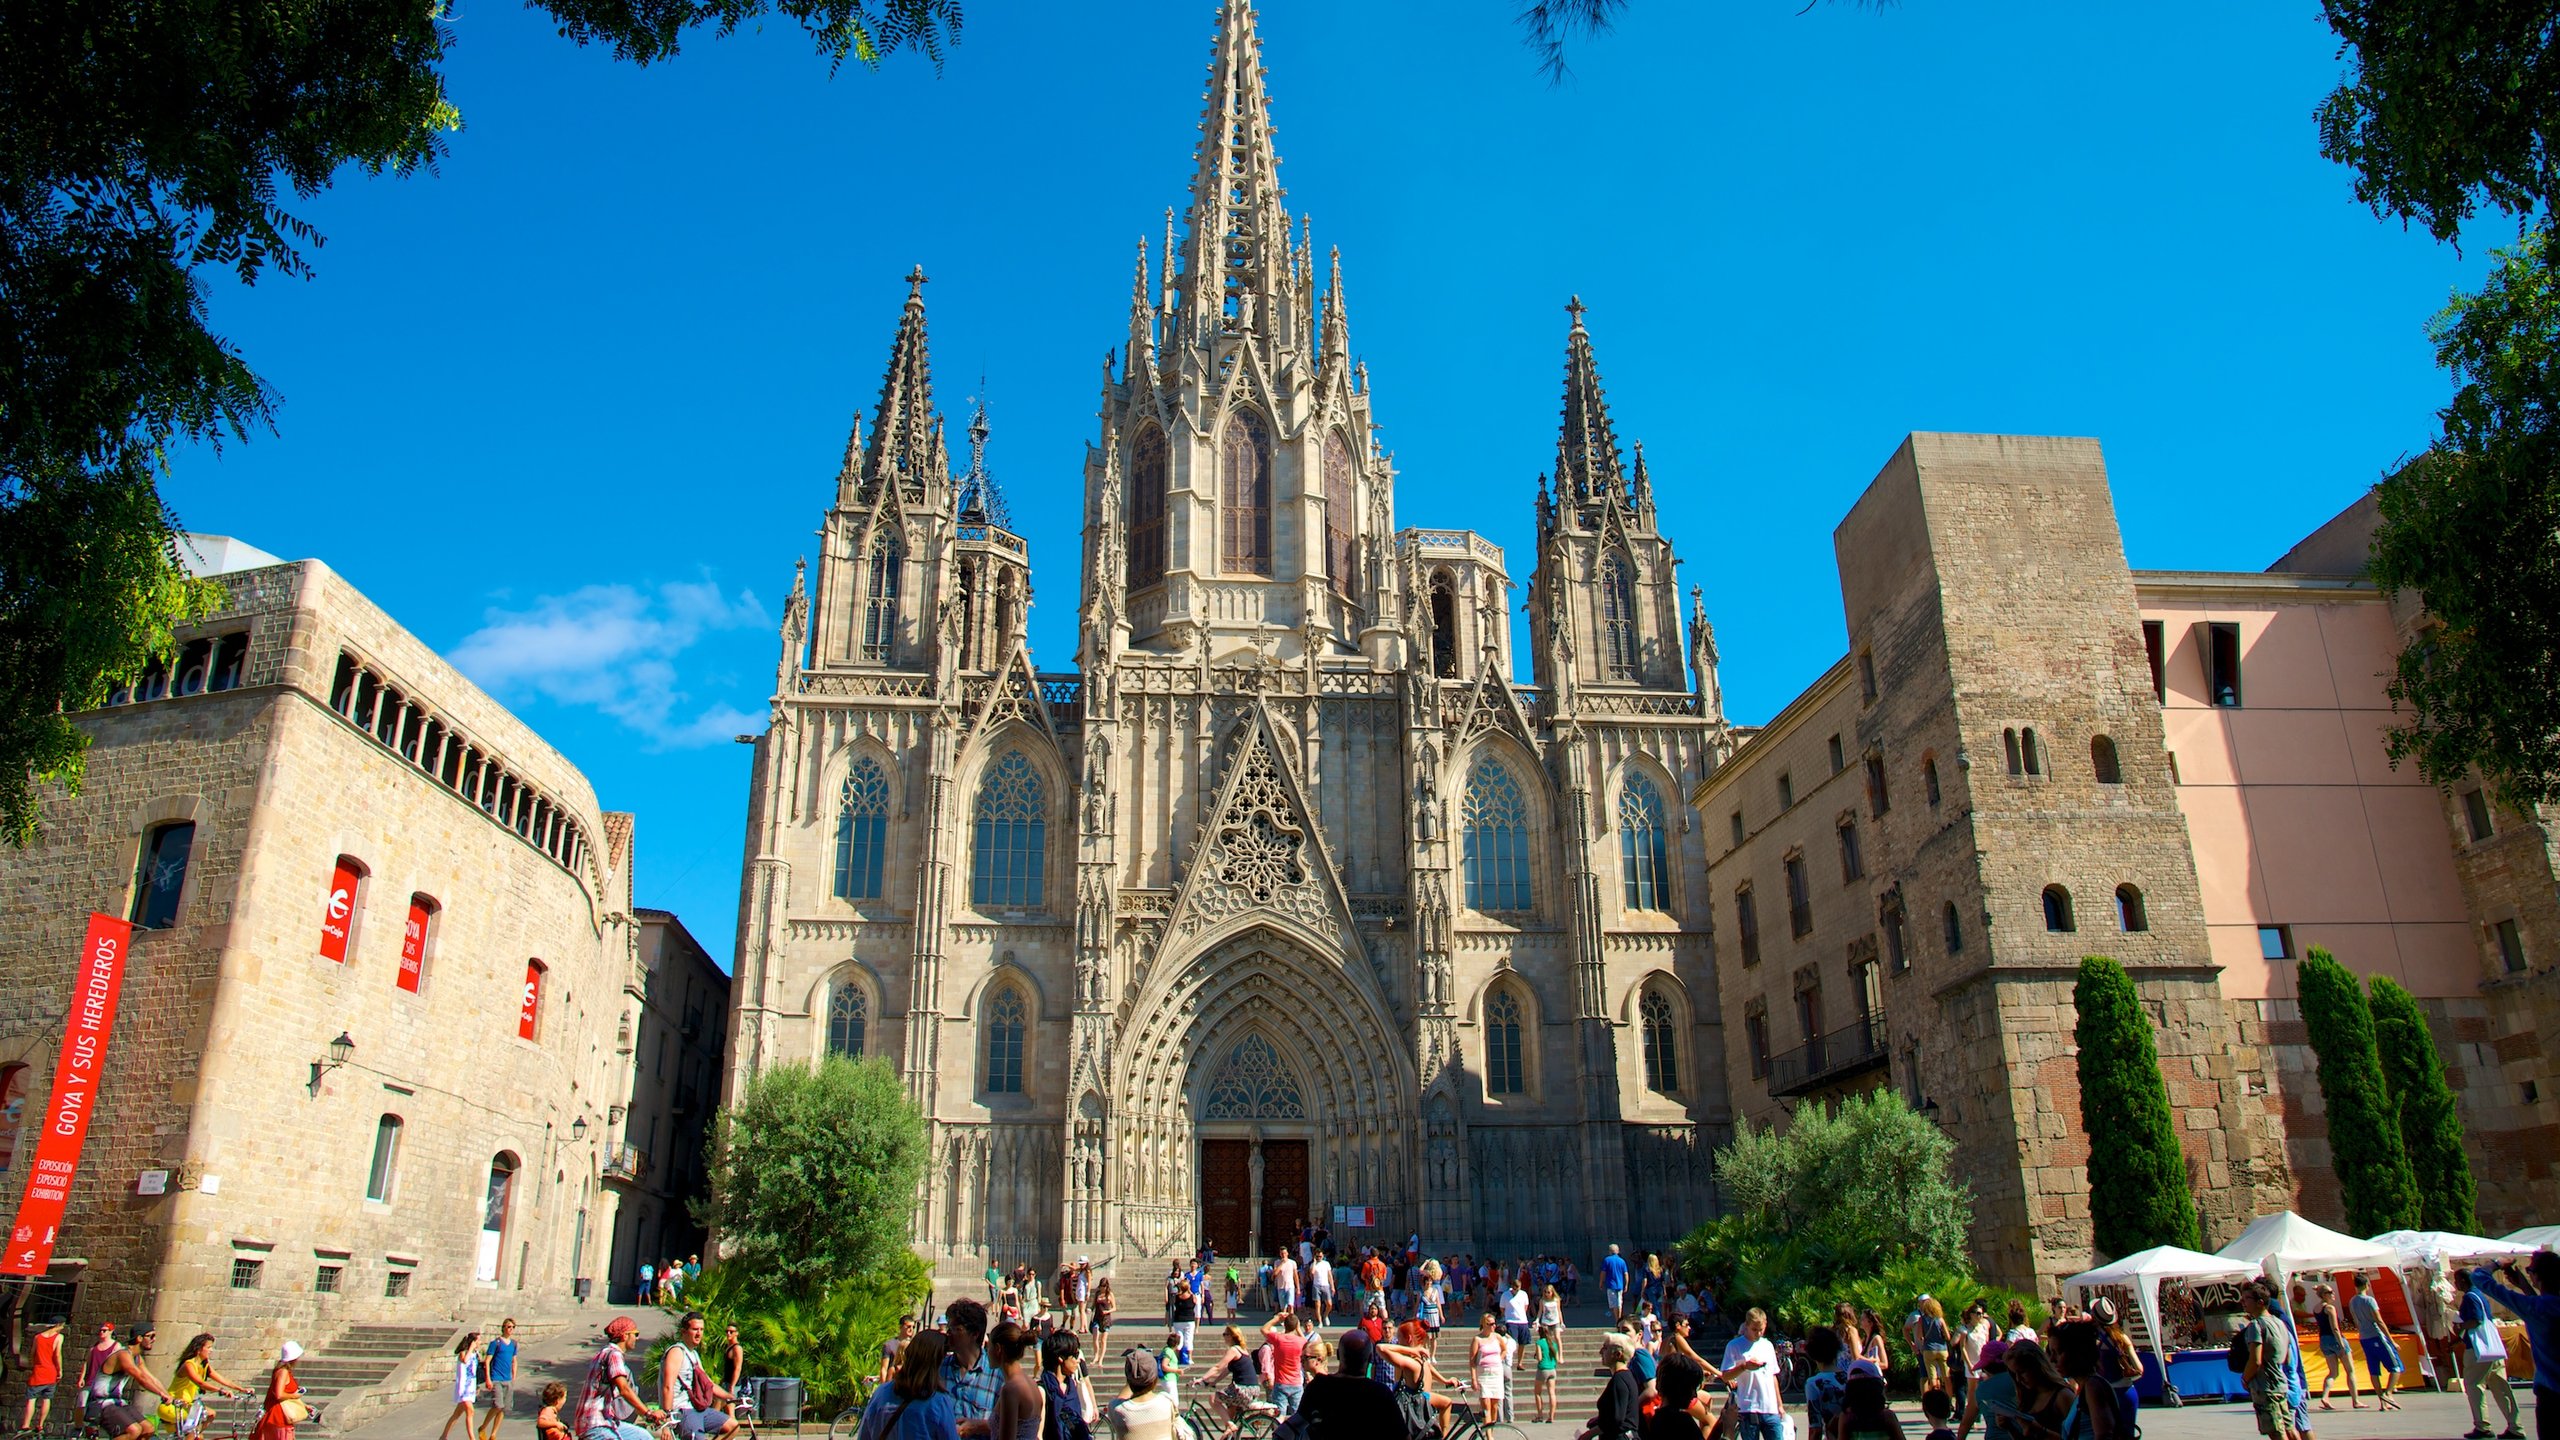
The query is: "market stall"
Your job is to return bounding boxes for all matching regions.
[2369,1229,2539,1386]
[2216,1213,2413,1390]
[2063,1245,2259,1403]
[2502,1225,2560,1251]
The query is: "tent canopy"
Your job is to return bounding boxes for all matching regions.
[2369,1229,2536,1265]
[2066,1245,2257,1290]
[2502,1225,2560,1250]
[2216,1211,2402,1275]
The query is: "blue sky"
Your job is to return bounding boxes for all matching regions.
[167,0,2490,967]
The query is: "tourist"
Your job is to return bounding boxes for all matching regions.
[536,1382,573,1440]
[1308,1250,1334,1328]
[1151,1336,1181,1408]
[1833,1304,1866,1374]
[1089,1278,1115,1349]
[2471,1254,2558,1440]
[1643,1353,1710,1440]
[1920,1389,1957,1440]
[2413,1262,2460,1392]
[2308,1284,2357,1410]
[1417,1264,1446,1363]
[663,1312,739,1440]
[1603,1245,1631,1320]
[1564,1259,1582,1307]
[639,1263,654,1303]
[855,1329,957,1440]
[1283,1333,1400,1432]
[1502,1279,1534,1352]
[1616,1317,1658,1395]
[882,1317,921,1383]
[2344,1273,2404,1411]
[1259,1313,1307,1420]
[1037,1332,1092,1440]
[438,1332,485,1440]
[252,1343,303,1440]
[1273,1251,1299,1323]
[1954,1339,2012,1440]
[1638,1302,1662,1355]
[575,1318,668,1440]
[1166,1274,1198,1365]
[1916,1297,1953,1396]
[1803,1329,1850,1439]
[169,1332,252,1439]
[1582,1333,1643,1440]
[2235,1283,2298,1440]
[2083,1299,2139,1436]
[1379,1323,1460,1433]
[986,1263,1004,1306]
[1857,1308,1891,1373]
[938,1299,999,1435]
[1719,1309,1783,1440]
[2003,1302,2035,1344]
[983,1322,1043,1440]
[1208,1326,1261,1424]
[1531,1322,1562,1424]
[2451,1266,2522,1439]
[2050,1322,2123,1439]
[1834,1372,1903,1440]
[1468,1312,1513,1424]
[1664,1313,1716,1382]
[481,1320,521,1440]
[1541,1283,1567,1344]
[1955,1303,1990,1405]
[1223,1260,1242,1321]
[18,1316,64,1435]
[1102,1352,1173,1440]
[1991,1340,2070,1440]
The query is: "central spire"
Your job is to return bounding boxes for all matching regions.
[866,265,947,487]
[1555,296,1627,503]
[1177,0,1299,348]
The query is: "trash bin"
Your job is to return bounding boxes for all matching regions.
[755,1378,803,1424]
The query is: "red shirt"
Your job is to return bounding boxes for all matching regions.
[31,1331,62,1386]
[1265,1331,1306,1387]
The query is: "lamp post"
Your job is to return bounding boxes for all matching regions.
[307,1032,354,1096]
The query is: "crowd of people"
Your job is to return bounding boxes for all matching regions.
[13,1319,311,1440]
[639,1258,704,1308]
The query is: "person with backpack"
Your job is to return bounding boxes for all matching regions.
[663,1312,739,1440]
[1037,1333,1092,1440]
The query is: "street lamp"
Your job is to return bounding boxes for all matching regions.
[308,1032,355,1096]
[571,1115,589,1142]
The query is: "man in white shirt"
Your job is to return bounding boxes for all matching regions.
[1502,1283,1533,1350]
[1719,1307,1783,1440]
[1274,1252,1300,1321]
[1308,1254,1335,1327]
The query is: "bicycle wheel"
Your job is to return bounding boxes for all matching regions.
[1228,1413,1278,1440]
[825,1402,865,1440]
[1473,1424,1528,1440]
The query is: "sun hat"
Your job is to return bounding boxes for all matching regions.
[279,1341,304,1365]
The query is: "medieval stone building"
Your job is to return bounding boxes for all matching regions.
[726,0,1733,1276]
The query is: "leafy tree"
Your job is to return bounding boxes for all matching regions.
[2296,947,2422,1234]
[2072,955,2203,1256]
[0,0,958,846]
[699,1054,929,1286]
[2364,974,2479,1233]
[2314,1,2559,246]
[655,1253,930,1412]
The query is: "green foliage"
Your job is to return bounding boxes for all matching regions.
[2370,221,2560,811]
[0,0,958,846]
[1678,1090,1980,1348]
[2296,948,2421,1234]
[655,1255,930,1414]
[2365,975,2479,1234]
[2315,0,2560,245]
[2072,956,2203,1256]
[699,1055,928,1287]
[1775,1258,2040,1375]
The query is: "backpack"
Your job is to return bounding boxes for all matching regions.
[2226,1319,2255,1373]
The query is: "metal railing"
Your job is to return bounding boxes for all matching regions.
[602,1143,647,1183]
[1767,1012,1890,1097]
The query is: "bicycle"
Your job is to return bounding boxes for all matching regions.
[1441,1385,1526,1440]
[820,1379,876,1440]
[1178,1397,1276,1440]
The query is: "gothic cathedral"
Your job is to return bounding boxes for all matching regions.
[729,0,1735,1275]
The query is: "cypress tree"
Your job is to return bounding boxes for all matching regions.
[2296,947,2422,1234]
[2072,955,2202,1255]
[2366,975,2479,1234]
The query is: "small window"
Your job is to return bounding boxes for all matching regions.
[231,1258,264,1290]
[1882,902,1908,973]
[131,821,196,929]
[1784,855,1812,939]
[2202,621,2243,707]
[1924,755,1941,806]
[1777,772,1794,809]
[366,1115,404,1202]
[210,632,248,692]
[397,895,438,994]
[518,959,547,1041]
[2043,885,2076,933]
[1827,735,1845,773]
[1837,818,1863,882]
[2258,925,2294,960]
[1744,1008,1771,1080]
[319,855,368,964]
[1858,650,1878,704]
[2092,735,2122,785]
[1735,885,1761,967]
[2142,621,2166,703]
[2495,919,2526,974]
[2115,884,2148,933]
[1866,754,1890,816]
[2526,1080,2542,1105]
[2021,729,2043,778]
[1943,901,1964,955]
[2462,789,2495,843]
[1729,811,1745,848]
[315,1264,343,1295]
[2003,729,2023,776]
[385,1269,413,1298]
[985,985,1028,1095]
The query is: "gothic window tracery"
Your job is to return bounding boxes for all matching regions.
[1221,410,1272,576]
[1619,772,1669,911]
[1324,433,1355,596]
[827,981,867,1058]
[1485,988,1526,1096]
[1462,757,1534,912]
[861,531,902,661]
[971,750,1047,909]
[1640,988,1680,1095]
[984,984,1027,1094]
[834,756,889,901]
[1600,550,1638,679]
[1130,426,1168,589]
[1201,1034,1304,1119]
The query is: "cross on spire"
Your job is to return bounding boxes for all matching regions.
[1554,298,1625,503]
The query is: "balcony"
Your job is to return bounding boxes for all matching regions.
[1767,1012,1890,1098]
[601,1143,647,1186]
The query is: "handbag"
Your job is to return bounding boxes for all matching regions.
[2468,1312,2508,1362]
[280,1398,312,1424]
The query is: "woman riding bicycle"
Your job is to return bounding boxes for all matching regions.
[165,1335,252,1438]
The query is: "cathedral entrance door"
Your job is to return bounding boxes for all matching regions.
[1258,1140,1306,1258]
[1200,1139,1252,1257]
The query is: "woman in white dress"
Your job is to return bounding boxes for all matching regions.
[1468,1312,1510,1424]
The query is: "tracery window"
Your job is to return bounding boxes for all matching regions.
[1462,757,1534,912]
[1640,989,1680,1095]
[1600,550,1638,680]
[1324,433,1356,596]
[1129,426,1168,589]
[1485,989,1526,1096]
[1202,1034,1305,1119]
[834,756,889,901]
[861,531,902,662]
[984,984,1026,1094]
[1221,410,1272,576]
[827,982,868,1058]
[1618,773,1669,911]
[971,750,1047,909]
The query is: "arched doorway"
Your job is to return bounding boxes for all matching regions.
[1194,1033,1309,1255]
[476,1153,518,1284]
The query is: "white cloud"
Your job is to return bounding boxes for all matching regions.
[450,580,769,749]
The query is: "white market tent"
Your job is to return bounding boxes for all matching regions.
[2217,1211,2404,1296]
[2503,1225,2560,1250]
[2369,1229,2537,1266]
[2063,1245,2257,1363]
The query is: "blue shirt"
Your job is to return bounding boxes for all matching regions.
[486,1338,518,1384]
[1601,1255,1629,1290]
[855,1385,958,1440]
[938,1352,998,1421]
[2474,1270,2560,1382]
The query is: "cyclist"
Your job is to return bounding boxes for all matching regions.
[87,1326,175,1440]
[164,1334,252,1438]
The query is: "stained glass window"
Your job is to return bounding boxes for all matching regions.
[985,985,1026,1094]
[1640,989,1680,1095]
[1222,410,1271,576]
[1463,757,1533,912]
[1324,433,1355,595]
[861,531,901,662]
[835,757,889,901]
[1201,1034,1305,1119]
[1129,426,1168,589]
[1486,989,1526,1096]
[827,982,867,1058]
[1600,551,1638,679]
[1619,773,1668,911]
[971,751,1046,908]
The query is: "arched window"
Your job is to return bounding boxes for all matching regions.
[835,757,890,901]
[1943,901,1965,955]
[1618,773,1669,911]
[1220,410,1271,576]
[1924,755,1942,807]
[984,984,1027,1095]
[1485,988,1526,1096]
[476,1154,517,1283]
[365,1114,404,1202]
[396,894,438,994]
[1462,757,1534,912]
[970,751,1047,909]
[319,854,367,964]
[1599,551,1638,680]
[2022,727,2044,777]
[861,531,902,662]
[1128,426,1168,589]
[0,1063,29,1173]
[1323,433,1355,596]
[2043,885,2076,933]
[2091,735,2122,785]
[2115,884,2148,932]
[1429,571,1458,678]
[1640,989,1680,1095]
[2003,729,2023,776]
[827,982,868,1058]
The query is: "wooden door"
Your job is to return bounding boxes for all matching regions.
[1259,1140,1307,1257]
[1201,1139,1252,1257]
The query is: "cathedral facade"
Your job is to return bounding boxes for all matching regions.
[725,0,1734,1276]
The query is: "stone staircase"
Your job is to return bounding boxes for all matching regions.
[286,1323,464,1435]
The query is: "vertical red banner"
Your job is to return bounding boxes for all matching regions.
[317,858,361,963]
[517,962,543,1040]
[396,900,430,993]
[2,914,132,1277]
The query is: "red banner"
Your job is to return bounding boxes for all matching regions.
[396,899,431,993]
[2,914,132,1276]
[318,858,362,963]
[518,961,543,1040]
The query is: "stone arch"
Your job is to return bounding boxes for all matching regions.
[1607,752,1685,915]
[954,721,1069,914]
[808,960,881,1062]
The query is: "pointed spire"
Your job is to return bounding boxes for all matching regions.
[1179,0,1293,343]
[1321,245,1349,363]
[1555,295,1627,503]
[865,265,946,487]
[833,410,864,505]
[1160,207,1178,314]
[956,383,1010,528]
[1129,237,1156,369]
[1631,439,1654,519]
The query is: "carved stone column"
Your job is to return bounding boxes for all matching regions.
[1555,721,1630,1259]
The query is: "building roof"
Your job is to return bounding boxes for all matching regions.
[178,533,287,576]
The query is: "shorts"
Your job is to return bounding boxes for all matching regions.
[673,1409,729,1440]
[98,1402,149,1434]
[25,1384,55,1401]
[2318,1339,2348,1360]
[489,1382,516,1416]
[2250,1386,2290,1437]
